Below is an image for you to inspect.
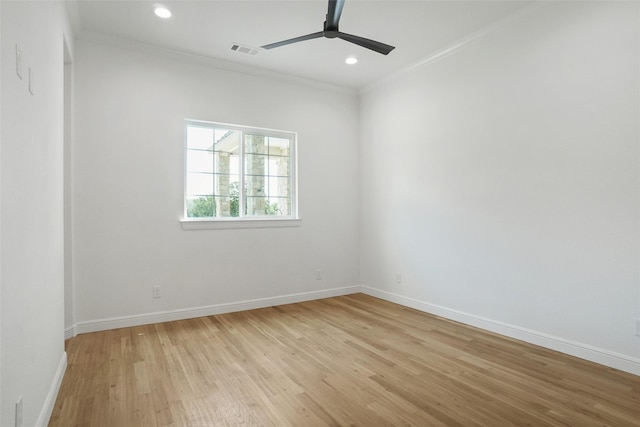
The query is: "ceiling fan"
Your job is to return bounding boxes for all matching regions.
[261,0,395,55]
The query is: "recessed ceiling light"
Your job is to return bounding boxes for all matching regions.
[154,6,172,19]
[345,56,358,65]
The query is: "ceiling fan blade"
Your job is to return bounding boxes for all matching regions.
[336,32,395,55]
[326,0,345,29]
[261,31,324,50]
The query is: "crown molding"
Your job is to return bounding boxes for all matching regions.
[76,30,358,97]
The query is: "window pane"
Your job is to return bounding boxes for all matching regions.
[246,153,268,177]
[214,174,240,218]
[245,150,267,212]
[246,174,266,194]
[267,176,290,199]
[214,196,238,218]
[213,173,239,195]
[245,196,291,216]
[266,197,290,216]
[267,137,290,156]
[267,156,289,178]
[245,134,267,154]
[187,149,214,173]
[245,135,290,217]
[186,172,213,197]
[187,126,214,150]
[246,196,267,216]
[186,195,214,218]
[213,130,240,154]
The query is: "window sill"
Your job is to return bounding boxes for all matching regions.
[180,217,301,230]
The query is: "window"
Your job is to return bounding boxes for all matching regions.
[183,120,298,227]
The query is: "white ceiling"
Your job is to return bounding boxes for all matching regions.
[74,0,530,89]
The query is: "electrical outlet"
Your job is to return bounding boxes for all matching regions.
[16,395,23,427]
[315,269,322,280]
[635,318,640,337]
[152,286,161,299]
[395,273,401,284]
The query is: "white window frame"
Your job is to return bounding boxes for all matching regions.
[181,119,300,230]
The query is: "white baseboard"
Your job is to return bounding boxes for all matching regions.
[64,325,76,340]
[362,286,640,376]
[68,284,639,376]
[37,351,67,427]
[74,285,361,335]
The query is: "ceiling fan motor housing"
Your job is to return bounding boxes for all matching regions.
[324,21,339,39]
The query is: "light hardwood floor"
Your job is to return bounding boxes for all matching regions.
[50,294,640,426]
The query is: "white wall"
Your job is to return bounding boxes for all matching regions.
[360,2,640,373]
[0,0,3,417]
[1,1,72,426]
[72,37,360,327]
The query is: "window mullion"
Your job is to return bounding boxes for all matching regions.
[239,130,245,218]
[212,131,217,218]
[289,136,295,218]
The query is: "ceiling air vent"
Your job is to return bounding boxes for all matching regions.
[230,43,260,56]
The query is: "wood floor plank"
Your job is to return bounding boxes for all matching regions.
[50,294,640,426]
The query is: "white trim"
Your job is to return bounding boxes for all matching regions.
[75,285,360,334]
[183,119,299,224]
[361,286,640,376]
[36,351,67,427]
[64,325,76,340]
[186,119,296,140]
[69,285,640,376]
[76,31,356,95]
[181,217,301,230]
